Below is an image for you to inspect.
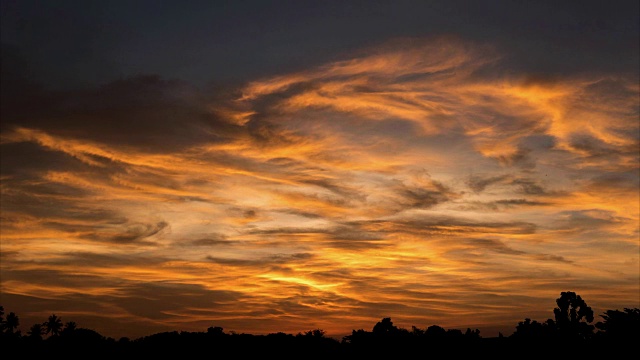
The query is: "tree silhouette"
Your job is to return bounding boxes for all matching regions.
[425,324,446,338]
[206,326,224,336]
[298,329,326,338]
[372,317,398,335]
[28,323,44,341]
[62,321,77,335]
[410,325,424,336]
[465,327,481,338]
[44,314,63,337]
[553,291,594,339]
[5,312,19,334]
[595,308,640,340]
[511,318,556,339]
[0,305,4,333]
[0,296,638,356]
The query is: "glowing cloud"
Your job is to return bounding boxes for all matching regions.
[1,37,638,339]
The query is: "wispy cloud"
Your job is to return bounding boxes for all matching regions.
[1,36,637,339]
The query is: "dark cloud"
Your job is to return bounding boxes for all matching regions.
[510,178,548,196]
[519,134,557,151]
[465,238,526,255]
[184,234,229,247]
[493,199,551,207]
[0,141,92,178]
[397,182,454,209]
[115,282,241,321]
[307,269,357,282]
[533,254,572,263]
[458,198,550,211]
[467,174,511,193]
[0,182,129,237]
[2,0,638,92]
[247,225,389,250]
[206,252,314,268]
[458,238,573,264]
[299,178,366,202]
[55,252,169,268]
[85,221,169,245]
[327,240,390,250]
[496,147,535,169]
[328,227,386,241]
[270,252,314,262]
[273,208,324,219]
[552,209,631,232]
[248,227,332,236]
[244,209,257,218]
[0,252,170,277]
[2,268,123,290]
[587,172,640,192]
[462,177,565,198]
[347,217,539,236]
[2,74,244,153]
[568,134,625,159]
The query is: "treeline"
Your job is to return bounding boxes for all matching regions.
[1,291,638,358]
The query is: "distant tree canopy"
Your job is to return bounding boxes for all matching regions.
[595,308,640,340]
[372,317,399,335]
[0,291,638,357]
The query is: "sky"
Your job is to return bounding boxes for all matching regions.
[1,0,639,340]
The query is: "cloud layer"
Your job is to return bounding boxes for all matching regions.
[1,36,638,339]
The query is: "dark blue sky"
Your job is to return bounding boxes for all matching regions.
[2,0,638,89]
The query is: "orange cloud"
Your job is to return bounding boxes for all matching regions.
[1,37,637,340]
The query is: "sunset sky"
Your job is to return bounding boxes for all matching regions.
[1,0,638,340]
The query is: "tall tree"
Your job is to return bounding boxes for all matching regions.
[44,314,63,337]
[62,321,77,336]
[5,312,19,334]
[27,323,44,341]
[553,291,594,339]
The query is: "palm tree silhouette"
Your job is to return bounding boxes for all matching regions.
[28,323,45,340]
[44,314,63,337]
[63,321,77,334]
[5,312,19,334]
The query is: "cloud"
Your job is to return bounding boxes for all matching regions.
[2,75,245,153]
[347,217,539,236]
[185,234,229,247]
[205,252,314,268]
[241,36,638,171]
[0,36,637,340]
[510,178,548,196]
[461,238,573,263]
[493,199,551,207]
[551,209,632,232]
[533,254,572,263]
[393,175,458,210]
[88,221,169,245]
[467,174,512,193]
[465,238,527,255]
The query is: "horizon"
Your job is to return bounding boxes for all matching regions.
[2,291,636,341]
[1,0,639,341]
